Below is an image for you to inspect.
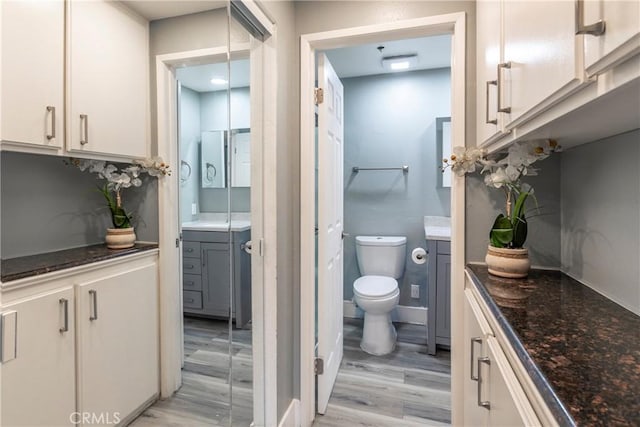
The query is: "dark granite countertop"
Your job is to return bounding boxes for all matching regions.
[1,243,158,283]
[466,264,640,427]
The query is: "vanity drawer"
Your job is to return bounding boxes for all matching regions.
[182,258,202,275]
[183,291,203,310]
[183,274,202,291]
[183,241,201,258]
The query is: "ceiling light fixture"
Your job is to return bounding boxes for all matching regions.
[381,54,418,72]
[210,77,228,85]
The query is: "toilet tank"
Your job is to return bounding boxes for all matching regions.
[356,236,407,279]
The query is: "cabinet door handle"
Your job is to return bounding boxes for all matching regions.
[575,0,605,36]
[46,106,56,140]
[477,357,491,410]
[80,114,89,145]
[186,248,194,253]
[59,298,69,333]
[497,62,511,114]
[470,337,482,380]
[485,81,498,125]
[1,311,18,362]
[89,290,98,321]
[185,264,194,270]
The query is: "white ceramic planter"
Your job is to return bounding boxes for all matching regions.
[485,245,530,278]
[105,227,136,249]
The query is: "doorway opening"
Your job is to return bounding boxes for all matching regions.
[300,13,467,426]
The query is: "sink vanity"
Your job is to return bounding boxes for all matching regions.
[425,216,451,355]
[181,214,251,328]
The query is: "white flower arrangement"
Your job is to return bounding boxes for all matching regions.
[68,157,171,228]
[443,139,559,248]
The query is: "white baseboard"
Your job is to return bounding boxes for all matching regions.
[278,398,300,427]
[343,300,428,325]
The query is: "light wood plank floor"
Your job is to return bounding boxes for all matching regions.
[131,317,450,427]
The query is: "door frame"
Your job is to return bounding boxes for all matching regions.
[155,17,278,427]
[299,13,467,426]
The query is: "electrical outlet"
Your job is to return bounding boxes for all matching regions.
[411,284,420,299]
[191,203,198,215]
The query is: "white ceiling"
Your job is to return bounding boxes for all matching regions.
[176,59,250,92]
[122,0,226,21]
[324,34,451,79]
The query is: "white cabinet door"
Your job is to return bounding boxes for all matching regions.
[1,287,75,427]
[584,0,640,75]
[1,0,64,149]
[476,0,503,144]
[485,337,541,427]
[76,262,159,425]
[67,0,149,159]
[503,1,582,127]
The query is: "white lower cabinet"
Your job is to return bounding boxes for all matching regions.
[76,262,159,426]
[463,287,541,426]
[1,287,76,427]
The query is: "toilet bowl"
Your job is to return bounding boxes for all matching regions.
[353,236,406,356]
[353,275,400,355]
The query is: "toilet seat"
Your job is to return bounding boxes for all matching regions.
[353,275,398,299]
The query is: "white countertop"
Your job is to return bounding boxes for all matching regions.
[182,213,251,232]
[424,216,451,241]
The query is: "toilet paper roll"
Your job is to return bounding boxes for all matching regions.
[411,247,427,264]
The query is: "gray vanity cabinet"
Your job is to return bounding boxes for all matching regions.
[427,240,451,355]
[182,229,251,328]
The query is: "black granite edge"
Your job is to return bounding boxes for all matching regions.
[1,243,159,283]
[465,265,576,427]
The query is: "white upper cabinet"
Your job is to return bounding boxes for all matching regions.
[583,0,640,75]
[502,1,584,128]
[67,0,149,159]
[0,0,64,151]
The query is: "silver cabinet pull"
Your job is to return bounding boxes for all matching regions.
[485,81,498,125]
[59,298,69,333]
[477,357,491,410]
[80,114,89,145]
[46,106,56,140]
[470,337,482,380]
[575,0,605,36]
[185,264,194,270]
[497,62,511,114]
[186,248,194,253]
[89,290,98,321]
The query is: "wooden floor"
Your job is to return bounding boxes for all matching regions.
[131,317,451,427]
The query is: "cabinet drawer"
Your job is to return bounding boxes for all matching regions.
[182,230,228,243]
[183,291,203,310]
[182,258,202,275]
[182,241,201,258]
[183,274,202,291]
[437,241,451,255]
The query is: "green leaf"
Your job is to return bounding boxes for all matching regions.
[511,191,529,224]
[512,214,528,248]
[489,214,513,248]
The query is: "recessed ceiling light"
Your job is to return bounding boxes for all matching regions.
[210,77,228,85]
[382,54,418,72]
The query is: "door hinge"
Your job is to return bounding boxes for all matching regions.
[314,357,324,375]
[314,87,324,105]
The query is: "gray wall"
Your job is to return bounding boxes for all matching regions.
[180,86,201,222]
[465,154,562,267]
[1,152,158,259]
[341,69,451,307]
[561,130,640,315]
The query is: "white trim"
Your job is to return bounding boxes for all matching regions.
[277,399,300,427]
[299,13,466,427]
[343,300,428,325]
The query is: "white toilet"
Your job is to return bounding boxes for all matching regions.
[353,235,406,355]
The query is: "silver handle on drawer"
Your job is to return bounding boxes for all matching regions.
[80,114,89,145]
[485,81,497,125]
[470,337,482,380]
[497,62,511,114]
[575,0,605,36]
[185,264,194,270]
[46,106,56,140]
[477,357,491,410]
[185,281,194,286]
[185,298,195,303]
[185,248,194,253]
[59,298,69,333]
[89,290,98,321]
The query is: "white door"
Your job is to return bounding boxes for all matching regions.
[316,53,344,415]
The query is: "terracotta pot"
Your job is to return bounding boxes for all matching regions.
[485,245,530,278]
[105,227,136,249]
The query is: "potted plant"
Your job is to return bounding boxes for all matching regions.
[443,139,559,278]
[69,157,171,249]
